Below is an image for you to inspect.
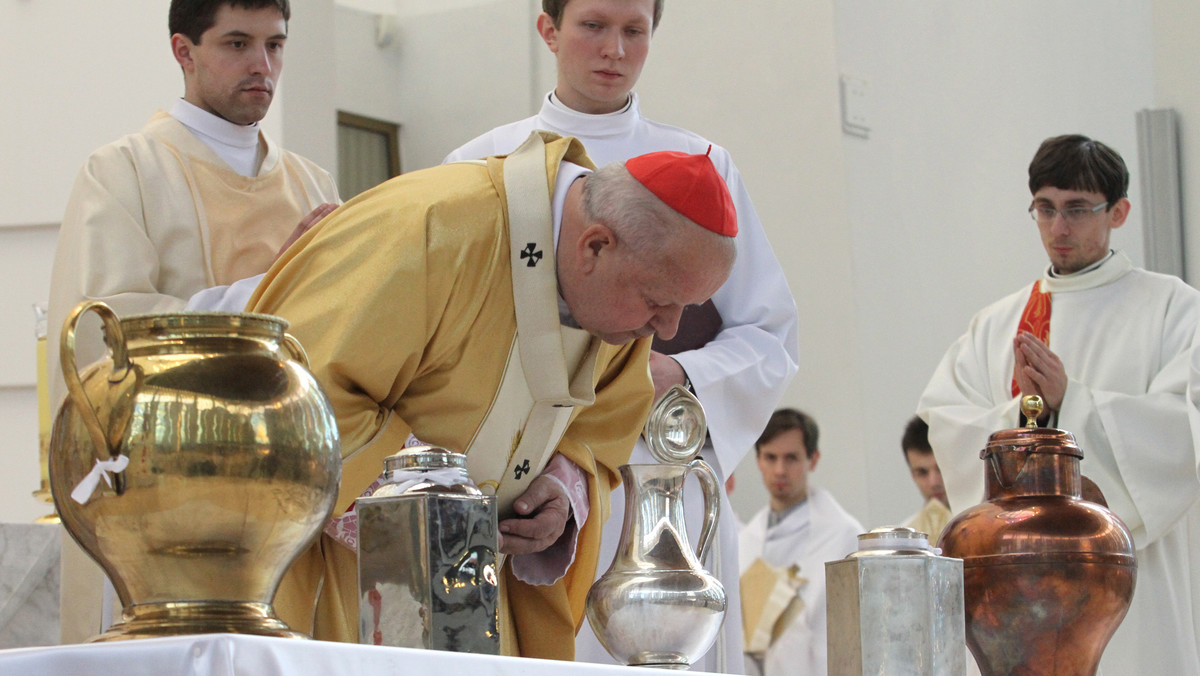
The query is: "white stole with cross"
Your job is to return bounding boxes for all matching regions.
[460,132,601,519]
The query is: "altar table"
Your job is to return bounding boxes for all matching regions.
[0,632,719,676]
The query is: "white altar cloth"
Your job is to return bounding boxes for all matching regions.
[0,632,720,676]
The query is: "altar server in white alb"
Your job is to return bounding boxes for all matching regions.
[446,1,799,669]
[47,0,339,643]
[918,134,1200,673]
[738,408,862,676]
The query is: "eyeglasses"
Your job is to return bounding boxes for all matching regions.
[1028,201,1108,225]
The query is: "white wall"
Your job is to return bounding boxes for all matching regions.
[633,2,863,526]
[281,0,340,173]
[0,1,177,522]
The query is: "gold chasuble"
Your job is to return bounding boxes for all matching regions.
[247,133,654,658]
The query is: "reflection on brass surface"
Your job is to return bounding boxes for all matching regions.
[35,304,60,523]
[50,302,341,641]
[1022,394,1044,428]
[586,460,726,669]
[939,396,1136,675]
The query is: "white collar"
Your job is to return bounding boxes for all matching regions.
[169,99,263,177]
[553,161,591,327]
[539,91,641,139]
[768,496,810,531]
[1041,250,1133,294]
[170,98,260,149]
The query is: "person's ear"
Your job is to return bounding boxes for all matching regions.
[536,13,560,54]
[1108,197,1131,230]
[808,449,821,472]
[171,33,196,72]
[576,222,615,272]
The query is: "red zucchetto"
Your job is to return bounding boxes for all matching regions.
[625,146,738,237]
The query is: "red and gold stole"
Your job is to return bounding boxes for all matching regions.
[1011,281,1051,397]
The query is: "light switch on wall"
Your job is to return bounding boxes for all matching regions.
[840,75,871,138]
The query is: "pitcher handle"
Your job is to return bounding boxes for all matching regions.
[61,301,130,462]
[686,458,721,563]
[281,332,310,368]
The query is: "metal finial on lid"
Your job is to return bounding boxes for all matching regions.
[373,445,479,498]
[1022,395,1044,429]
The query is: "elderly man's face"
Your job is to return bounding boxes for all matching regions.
[564,229,730,346]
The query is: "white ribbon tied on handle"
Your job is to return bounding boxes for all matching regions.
[71,455,130,504]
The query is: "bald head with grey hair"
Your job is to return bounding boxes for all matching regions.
[555,160,737,346]
[581,161,738,269]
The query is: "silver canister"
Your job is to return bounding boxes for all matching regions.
[825,527,965,676]
[356,445,500,653]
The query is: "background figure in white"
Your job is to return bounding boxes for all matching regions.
[918,134,1200,674]
[445,0,798,670]
[738,408,861,676]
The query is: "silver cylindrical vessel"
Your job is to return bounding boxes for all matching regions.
[356,445,499,653]
[826,527,964,675]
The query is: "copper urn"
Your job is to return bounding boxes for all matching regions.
[938,397,1136,675]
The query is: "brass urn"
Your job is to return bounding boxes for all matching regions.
[50,301,341,641]
[938,396,1136,675]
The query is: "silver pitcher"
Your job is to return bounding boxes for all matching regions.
[825,527,965,676]
[586,461,727,669]
[586,386,726,669]
[356,445,499,654]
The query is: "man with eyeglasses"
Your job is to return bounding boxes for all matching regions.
[918,134,1200,673]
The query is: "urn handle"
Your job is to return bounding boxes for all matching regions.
[60,301,131,462]
[281,332,310,368]
[686,458,721,563]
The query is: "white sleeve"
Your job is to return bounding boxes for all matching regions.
[674,157,799,475]
[184,274,265,312]
[917,310,1023,516]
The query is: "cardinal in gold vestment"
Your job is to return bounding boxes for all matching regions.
[250,134,660,658]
